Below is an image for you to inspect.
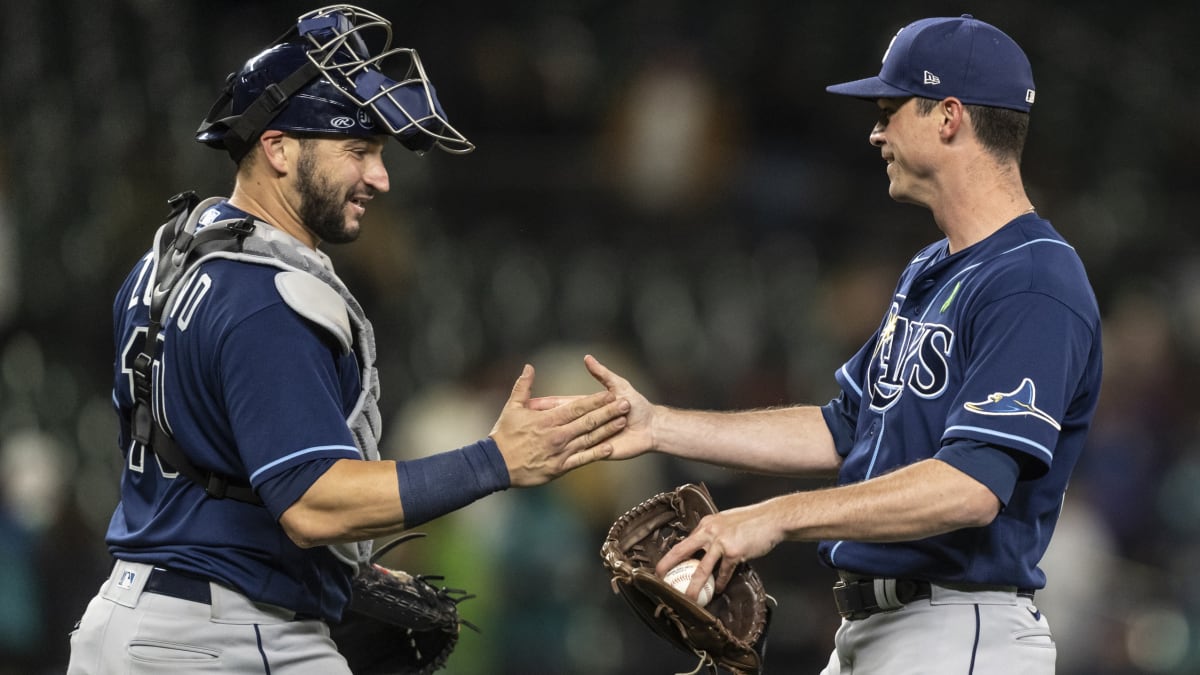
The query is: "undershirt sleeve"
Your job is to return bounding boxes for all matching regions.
[934,438,1021,506]
[821,391,859,459]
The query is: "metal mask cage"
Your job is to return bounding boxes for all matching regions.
[296,5,475,155]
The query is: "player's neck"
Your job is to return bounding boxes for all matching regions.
[934,167,1033,253]
[228,179,318,250]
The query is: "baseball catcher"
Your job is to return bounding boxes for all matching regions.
[330,533,478,675]
[602,483,773,674]
[66,4,629,674]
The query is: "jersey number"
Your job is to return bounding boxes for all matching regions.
[118,272,213,479]
[120,327,179,479]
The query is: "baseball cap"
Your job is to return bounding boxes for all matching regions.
[826,14,1036,112]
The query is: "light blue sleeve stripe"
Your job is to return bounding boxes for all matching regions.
[249,444,361,483]
[1001,238,1074,256]
[944,425,1054,462]
[838,364,862,397]
[829,540,844,567]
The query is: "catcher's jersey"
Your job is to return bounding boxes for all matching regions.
[106,201,362,621]
[818,213,1101,589]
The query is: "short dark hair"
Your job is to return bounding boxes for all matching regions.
[237,133,326,172]
[914,97,1029,163]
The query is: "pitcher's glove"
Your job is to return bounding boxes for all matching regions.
[330,533,478,675]
[601,483,772,675]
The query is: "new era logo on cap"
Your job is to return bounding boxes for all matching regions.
[826,14,1036,113]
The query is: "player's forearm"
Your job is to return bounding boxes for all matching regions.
[652,404,841,477]
[770,459,1001,543]
[283,437,513,546]
[280,459,409,547]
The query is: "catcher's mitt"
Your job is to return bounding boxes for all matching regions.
[330,533,477,675]
[601,483,772,675]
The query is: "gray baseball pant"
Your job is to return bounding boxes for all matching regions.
[820,585,1056,674]
[67,560,351,674]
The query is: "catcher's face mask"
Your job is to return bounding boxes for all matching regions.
[197,4,474,161]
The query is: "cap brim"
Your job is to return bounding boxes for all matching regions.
[826,76,913,100]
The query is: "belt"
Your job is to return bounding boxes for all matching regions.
[139,565,318,621]
[832,575,1035,621]
[144,566,213,605]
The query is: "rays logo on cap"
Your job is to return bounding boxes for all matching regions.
[881,28,902,64]
[826,15,1037,113]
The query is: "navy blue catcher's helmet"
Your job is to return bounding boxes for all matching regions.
[196,4,474,162]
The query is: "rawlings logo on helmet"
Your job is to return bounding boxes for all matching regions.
[195,4,473,162]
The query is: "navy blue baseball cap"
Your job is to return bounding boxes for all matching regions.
[826,15,1036,112]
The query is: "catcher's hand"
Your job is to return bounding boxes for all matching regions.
[601,483,773,675]
[330,533,477,675]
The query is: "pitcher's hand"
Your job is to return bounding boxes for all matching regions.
[527,355,658,460]
[490,364,629,486]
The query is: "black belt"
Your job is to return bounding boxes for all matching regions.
[142,565,318,621]
[144,566,213,605]
[832,576,1035,621]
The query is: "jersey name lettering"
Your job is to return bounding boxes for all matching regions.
[170,273,213,331]
[867,305,954,411]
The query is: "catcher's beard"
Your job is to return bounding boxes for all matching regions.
[296,140,362,245]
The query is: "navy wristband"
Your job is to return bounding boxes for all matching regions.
[395,437,511,528]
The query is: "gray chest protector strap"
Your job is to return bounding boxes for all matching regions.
[131,192,382,569]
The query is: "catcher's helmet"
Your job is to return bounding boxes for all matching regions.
[196,4,473,162]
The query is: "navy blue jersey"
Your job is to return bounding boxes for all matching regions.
[106,201,363,620]
[819,213,1102,589]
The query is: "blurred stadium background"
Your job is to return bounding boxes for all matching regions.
[1,0,1198,672]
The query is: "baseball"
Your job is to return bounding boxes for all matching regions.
[664,559,714,607]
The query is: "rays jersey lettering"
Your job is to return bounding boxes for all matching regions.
[867,303,954,411]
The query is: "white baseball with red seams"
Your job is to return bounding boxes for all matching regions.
[664,559,714,607]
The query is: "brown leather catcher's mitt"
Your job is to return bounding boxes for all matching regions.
[601,483,772,674]
[330,533,477,674]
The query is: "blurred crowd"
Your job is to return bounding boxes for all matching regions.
[1,1,1198,673]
